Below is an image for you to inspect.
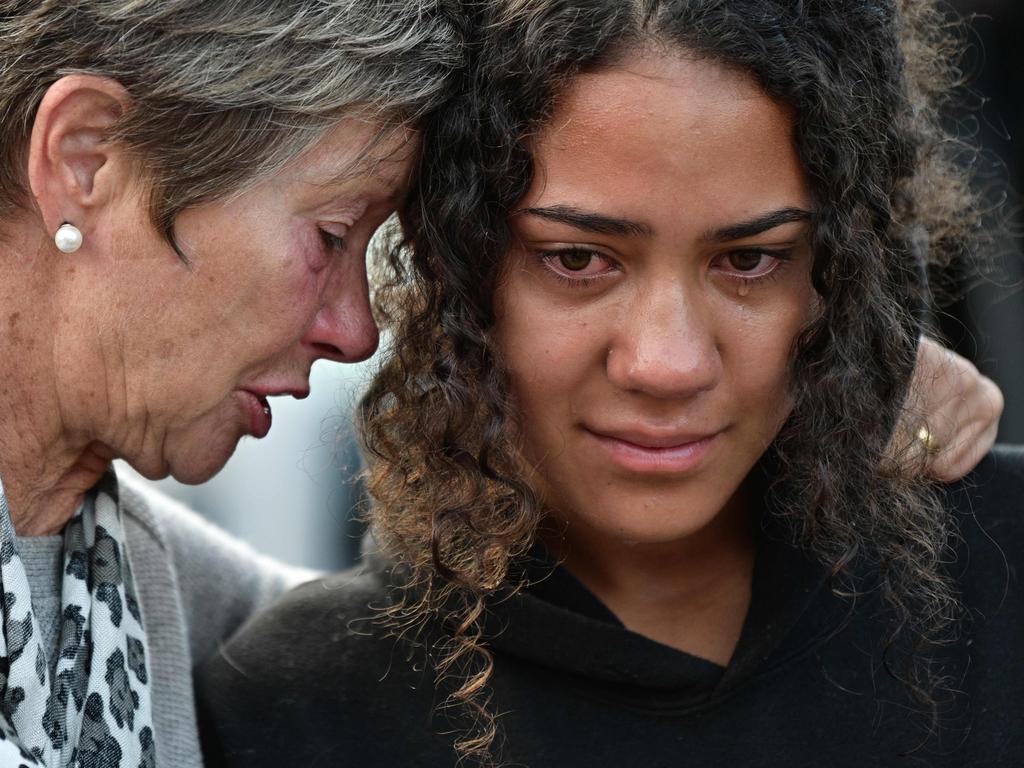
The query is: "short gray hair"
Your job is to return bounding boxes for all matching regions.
[0,0,461,237]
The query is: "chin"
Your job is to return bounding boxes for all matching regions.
[165,432,243,485]
[168,460,230,486]
[606,514,719,546]
[557,496,719,546]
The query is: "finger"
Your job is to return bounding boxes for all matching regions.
[921,364,1002,459]
[926,418,999,482]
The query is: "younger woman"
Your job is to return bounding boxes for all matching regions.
[199,2,1018,766]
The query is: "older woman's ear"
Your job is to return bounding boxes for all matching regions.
[26,74,133,242]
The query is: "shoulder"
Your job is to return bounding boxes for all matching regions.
[958,444,1024,489]
[118,472,319,665]
[944,445,1024,544]
[118,472,177,552]
[119,472,315,587]
[203,564,405,687]
[196,564,440,766]
[118,472,232,560]
[943,445,1024,617]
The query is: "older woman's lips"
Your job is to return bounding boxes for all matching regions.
[583,428,719,474]
[238,391,273,438]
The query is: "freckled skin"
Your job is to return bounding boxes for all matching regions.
[56,121,415,484]
[7,312,21,346]
[495,52,816,548]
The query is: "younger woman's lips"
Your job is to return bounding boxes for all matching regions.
[238,391,272,438]
[583,428,719,474]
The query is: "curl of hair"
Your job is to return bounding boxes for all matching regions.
[362,1,982,764]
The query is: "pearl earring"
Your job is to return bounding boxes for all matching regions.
[54,222,83,254]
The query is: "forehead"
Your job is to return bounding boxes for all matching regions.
[294,118,419,198]
[527,51,809,224]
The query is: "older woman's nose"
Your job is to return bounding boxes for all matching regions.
[303,274,380,363]
[607,284,721,399]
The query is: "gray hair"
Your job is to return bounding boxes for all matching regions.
[0,0,462,238]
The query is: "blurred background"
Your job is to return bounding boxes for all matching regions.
[124,1,1024,571]
[939,0,1024,440]
[120,360,373,570]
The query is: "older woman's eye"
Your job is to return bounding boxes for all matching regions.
[320,229,346,251]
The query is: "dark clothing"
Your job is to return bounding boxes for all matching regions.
[197,448,1024,767]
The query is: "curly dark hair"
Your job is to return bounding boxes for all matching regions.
[360,1,981,763]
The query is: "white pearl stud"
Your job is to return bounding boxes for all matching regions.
[54,223,83,254]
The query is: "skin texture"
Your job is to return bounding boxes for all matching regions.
[494,52,817,664]
[899,337,1004,482]
[0,75,412,534]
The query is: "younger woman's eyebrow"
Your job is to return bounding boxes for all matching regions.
[519,204,813,242]
[705,207,813,242]
[520,205,652,237]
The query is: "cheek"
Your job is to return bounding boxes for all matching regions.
[497,289,603,400]
[262,261,322,330]
[217,246,322,342]
[726,289,814,431]
[146,254,322,404]
[495,295,591,452]
[198,212,318,309]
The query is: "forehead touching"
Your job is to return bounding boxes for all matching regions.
[287,119,419,209]
[522,50,811,239]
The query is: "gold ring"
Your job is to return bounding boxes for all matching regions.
[916,425,942,455]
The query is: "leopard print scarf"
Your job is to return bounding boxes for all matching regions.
[0,471,156,768]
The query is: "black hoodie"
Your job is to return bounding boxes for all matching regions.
[197,447,1024,767]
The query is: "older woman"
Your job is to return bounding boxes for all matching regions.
[198,1,1017,767]
[0,1,459,766]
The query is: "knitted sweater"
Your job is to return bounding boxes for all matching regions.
[17,474,315,768]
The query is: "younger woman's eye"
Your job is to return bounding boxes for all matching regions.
[728,251,768,272]
[558,250,594,271]
[538,248,617,283]
[714,248,793,280]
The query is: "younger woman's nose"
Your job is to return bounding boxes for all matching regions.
[606,285,722,399]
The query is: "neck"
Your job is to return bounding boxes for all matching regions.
[0,438,114,536]
[0,226,114,536]
[544,493,757,666]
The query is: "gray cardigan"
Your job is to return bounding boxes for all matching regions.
[17,475,315,768]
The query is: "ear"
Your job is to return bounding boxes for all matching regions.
[27,74,133,244]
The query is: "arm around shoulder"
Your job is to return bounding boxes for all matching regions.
[119,474,320,666]
[195,566,423,768]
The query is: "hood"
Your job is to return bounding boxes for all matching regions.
[480,514,841,711]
